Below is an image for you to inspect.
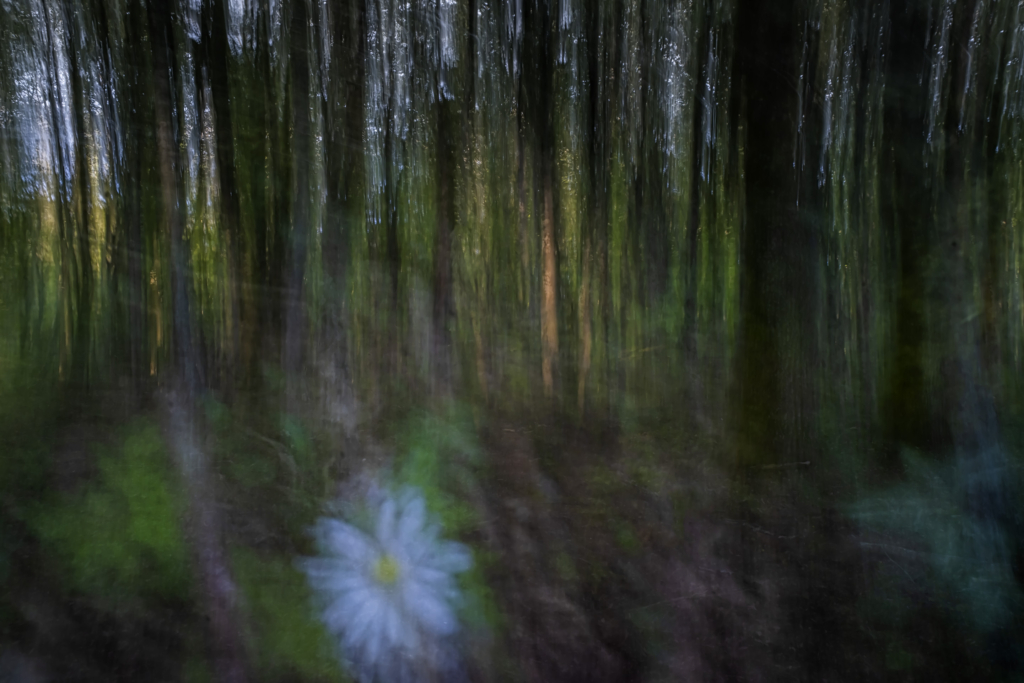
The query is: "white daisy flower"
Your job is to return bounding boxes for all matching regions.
[300,488,473,683]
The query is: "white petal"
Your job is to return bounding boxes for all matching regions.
[432,541,473,573]
[397,495,427,545]
[401,527,441,563]
[322,588,369,634]
[383,599,406,651]
[298,557,347,585]
[362,601,389,667]
[403,580,459,635]
[316,518,376,562]
[376,495,398,545]
[322,571,372,597]
[404,565,453,590]
[343,589,387,650]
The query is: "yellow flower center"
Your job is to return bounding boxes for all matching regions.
[373,553,401,585]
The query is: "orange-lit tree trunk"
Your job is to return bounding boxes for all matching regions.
[541,176,558,397]
[522,0,558,399]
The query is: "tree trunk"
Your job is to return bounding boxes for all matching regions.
[541,171,558,397]
[733,0,816,465]
[284,0,311,412]
[433,93,458,396]
[319,0,364,437]
[40,0,74,381]
[146,1,248,679]
[203,0,243,397]
[68,9,93,388]
[878,1,935,456]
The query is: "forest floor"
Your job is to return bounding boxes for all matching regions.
[0,387,1007,683]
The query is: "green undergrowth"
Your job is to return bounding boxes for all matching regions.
[232,547,349,683]
[33,420,191,605]
[392,404,502,634]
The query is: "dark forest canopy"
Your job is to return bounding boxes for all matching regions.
[2,0,1024,680]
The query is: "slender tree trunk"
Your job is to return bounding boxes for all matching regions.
[516,79,530,308]
[580,0,609,416]
[319,0,364,437]
[17,212,30,358]
[577,241,592,413]
[385,88,401,309]
[41,0,74,380]
[878,2,934,456]
[122,0,147,391]
[686,10,707,346]
[433,93,458,396]
[529,0,558,399]
[267,5,291,366]
[541,171,558,397]
[68,10,93,388]
[284,0,311,411]
[252,13,274,377]
[204,0,243,397]
[734,0,827,468]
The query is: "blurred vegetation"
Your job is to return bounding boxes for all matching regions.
[34,423,190,604]
[232,549,349,683]
[2,0,1024,679]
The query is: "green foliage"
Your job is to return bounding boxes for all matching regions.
[392,405,500,632]
[393,404,482,535]
[231,548,349,682]
[34,421,191,603]
[282,414,316,482]
[850,448,1023,634]
[0,375,55,509]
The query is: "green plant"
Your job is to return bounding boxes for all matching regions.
[34,421,191,603]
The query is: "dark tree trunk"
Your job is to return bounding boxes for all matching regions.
[146,1,249,679]
[385,85,402,309]
[122,0,148,393]
[284,0,311,410]
[68,5,94,389]
[203,0,244,397]
[878,2,935,455]
[433,93,459,395]
[321,0,364,314]
[40,0,74,380]
[734,0,812,465]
